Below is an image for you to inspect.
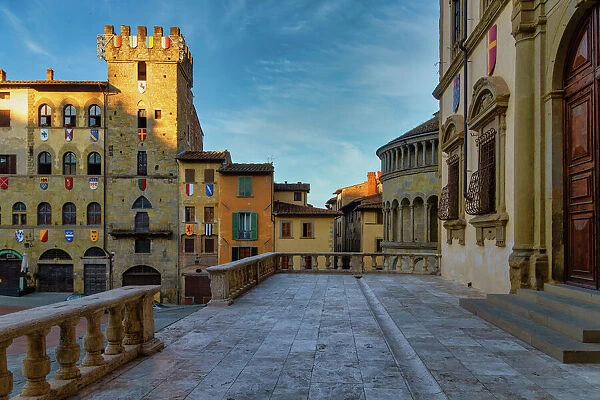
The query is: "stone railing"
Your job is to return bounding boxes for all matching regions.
[0,285,162,400]
[207,251,440,305]
[206,254,278,306]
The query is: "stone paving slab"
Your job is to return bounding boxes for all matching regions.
[68,274,600,399]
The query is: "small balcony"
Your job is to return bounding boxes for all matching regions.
[108,224,173,238]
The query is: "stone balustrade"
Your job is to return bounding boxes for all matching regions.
[207,252,440,305]
[0,285,162,400]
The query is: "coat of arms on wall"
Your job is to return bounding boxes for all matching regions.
[40,177,48,190]
[15,230,24,243]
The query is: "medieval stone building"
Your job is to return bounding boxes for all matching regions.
[376,115,439,261]
[0,25,202,301]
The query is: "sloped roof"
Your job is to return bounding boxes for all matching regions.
[275,182,310,192]
[273,201,340,217]
[341,193,382,212]
[218,163,274,175]
[0,80,108,89]
[176,150,231,162]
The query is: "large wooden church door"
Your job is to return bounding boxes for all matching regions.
[564,7,600,289]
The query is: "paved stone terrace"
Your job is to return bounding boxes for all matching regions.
[72,274,600,400]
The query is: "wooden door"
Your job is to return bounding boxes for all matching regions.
[84,264,106,295]
[564,8,599,288]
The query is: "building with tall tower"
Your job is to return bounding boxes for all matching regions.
[99,25,202,302]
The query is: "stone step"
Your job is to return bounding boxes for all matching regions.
[486,293,600,343]
[517,289,600,323]
[544,283,600,306]
[460,298,600,363]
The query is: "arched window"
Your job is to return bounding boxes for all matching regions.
[39,104,52,127]
[63,152,76,175]
[64,104,76,127]
[12,202,26,225]
[38,152,52,175]
[37,202,52,225]
[62,202,76,225]
[132,196,152,209]
[87,202,101,225]
[87,152,101,175]
[89,104,101,127]
[135,212,149,232]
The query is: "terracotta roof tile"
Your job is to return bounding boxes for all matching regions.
[274,182,310,192]
[273,201,341,216]
[176,150,231,162]
[218,163,274,175]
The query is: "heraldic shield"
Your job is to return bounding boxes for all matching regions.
[90,230,99,242]
[65,177,73,190]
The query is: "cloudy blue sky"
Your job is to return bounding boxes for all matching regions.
[0,0,439,207]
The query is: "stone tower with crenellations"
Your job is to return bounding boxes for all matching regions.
[99,25,203,302]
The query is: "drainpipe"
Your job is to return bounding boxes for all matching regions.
[458,0,469,198]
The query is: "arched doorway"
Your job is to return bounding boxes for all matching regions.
[564,5,600,289]
[0,249,22,296]
[38,249,73,292]
[83,247,108,295]
[122,265,161,286]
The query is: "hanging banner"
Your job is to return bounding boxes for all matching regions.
[138,128,147,141]
[146,36,154,48]
[89,177,98,190]
[487,24,497,76]
[15,230,24,243]
[0,176,8,190]
[138,81,146,93]
[138,178,146,191]
[129,35,138,48]
[185,224,194,236]
[90,230,99,242]
[65,177,73,190]
[40,229,48,242]
[205,223,213,237]
[452,74,460,113]
[90,129,99,142]
[205,183,214,197]
[162,36,170,49]
[40,128,49,141]
[40,177,49,190]
[114,35,122,47]
[65,128,73,142]
[186,183,194,196]
[65,230,74,243]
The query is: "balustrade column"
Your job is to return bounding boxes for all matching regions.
[82,310,106,367]
[123,301,143,345]
[325,255,332,269]
[21,328,51,397]
[55,317,81,380]
[105,305,125,355]
[423,256,429,273]
[0,340,13,400]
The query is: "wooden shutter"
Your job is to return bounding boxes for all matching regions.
[185,169,195,183]
[232,212,239,240]
[232,247,239,261]
[251,247,258,256]
[251,212,258,240]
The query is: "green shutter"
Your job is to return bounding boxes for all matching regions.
[247,177,252,196]
[237,177,243,196]
[251,212,258,240]
[232,212,239,240]
[232,247,239,261]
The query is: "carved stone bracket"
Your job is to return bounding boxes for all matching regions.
[443,219,466,245]
[509,248,548,293]
[469,212,509,247]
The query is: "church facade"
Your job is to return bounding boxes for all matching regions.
[435,0,600,293]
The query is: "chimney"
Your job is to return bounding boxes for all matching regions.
[367,172,377,195]
[46,68,54,81]
[0,69,5,81]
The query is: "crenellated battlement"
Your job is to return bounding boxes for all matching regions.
[98,25,193,67]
